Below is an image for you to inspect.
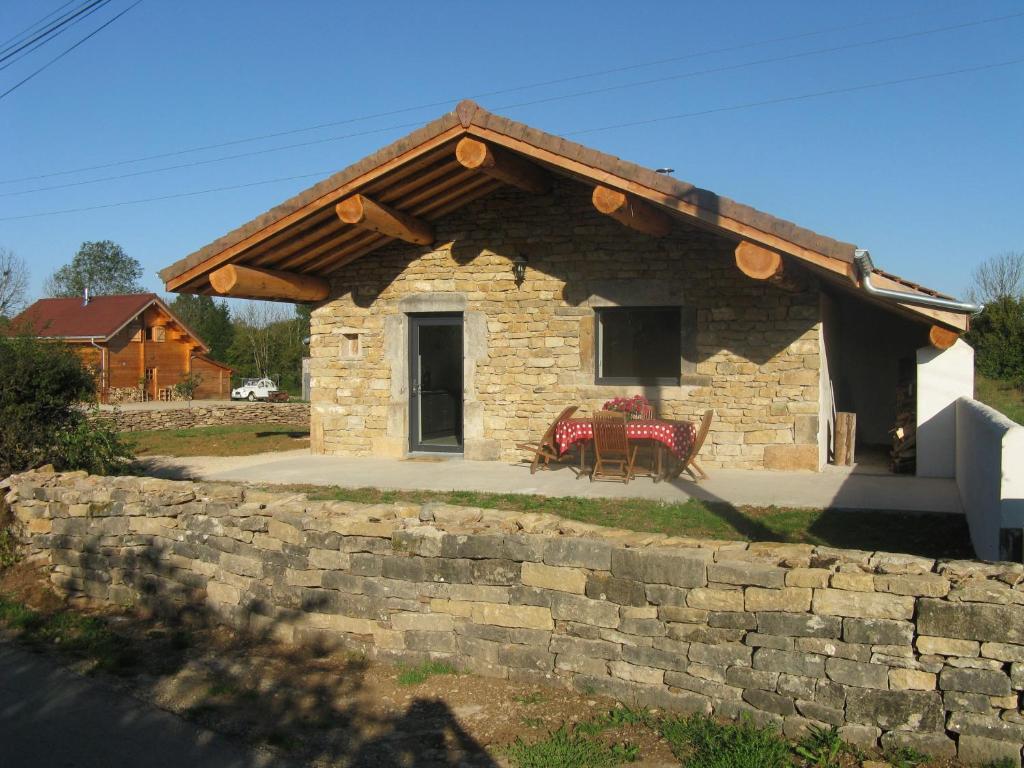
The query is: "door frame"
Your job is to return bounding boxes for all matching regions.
[408,312,464,454]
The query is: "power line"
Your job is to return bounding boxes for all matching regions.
[0,0,971,185]
[0,0,143,102]
[2,53,1020,223]
[3,8,1020,198]
[0,0,77,50]
[0,0,107,64]
[0,0,113,74]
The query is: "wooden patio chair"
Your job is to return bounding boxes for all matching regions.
[668,409,714,481]
[517,405,578,474]
[591,410,637,483]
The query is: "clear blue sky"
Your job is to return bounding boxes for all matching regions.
[3,0,1022,303]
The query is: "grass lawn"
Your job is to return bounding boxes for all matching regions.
[125,423,309,457]
[296,485,973,559]
[976,374,1024,425]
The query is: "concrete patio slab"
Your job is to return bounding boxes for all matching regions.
[141,450,962,514]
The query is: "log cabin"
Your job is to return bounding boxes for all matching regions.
[157,100,978,476]
[15,293,232,403]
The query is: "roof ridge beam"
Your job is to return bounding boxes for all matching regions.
[336,194,434,246]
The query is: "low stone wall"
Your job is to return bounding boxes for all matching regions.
[101,402,310,432]
[5,469,1024,766]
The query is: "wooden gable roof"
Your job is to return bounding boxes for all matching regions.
[159,100,968,330]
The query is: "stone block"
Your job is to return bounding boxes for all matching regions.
[521,561,587,593]
[763,444,818,471]
[708,611,756,629]
[842,617,914,645]
[609,660,665,685]
[267,518,303,545]
[542,538,611,570]
[777,673,816,700]
[757,612,841,638]
[947,712,1024,743]
[889,669,937,690]
[918,598,1024,643]
[206,581,239,605]
[689,642,751,667]
[725,666,779,691]
[786,568,831,588]
[874,574,950,597]
[686,588,744,612]
[743,688,796,716]
[470,603,553,630]
[745,587,811,613]
[880,731,956,759]
[621,644,689,672]
[612,547,709,587]
[306,549,351,570]
[981,642,1024,662]
[796,700,844,726]
[752,648,824,678]
[813,589,914,620]
[845,689,944,732]
[405,630,458,653]
[618,617,666,637]
[940,667,1012,696]
[499,644,554,671]
[549,634,620,660]
[837,724,880,750]
[390,612,455,632]
[707,561,786,588]
[917,635,980,657]
[548,593,620,628]
[585,574,648,606]
[744,633,794,650]
[830,571,875,591]
[825,657,888,689]
[957,736,1021,767]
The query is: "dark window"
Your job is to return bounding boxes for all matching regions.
[596,307,681,385]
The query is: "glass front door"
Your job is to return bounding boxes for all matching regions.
[409,314,463,453]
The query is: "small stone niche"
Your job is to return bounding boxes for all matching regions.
[339,331,361,360]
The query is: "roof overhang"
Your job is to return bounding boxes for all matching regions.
[159,99,970,332]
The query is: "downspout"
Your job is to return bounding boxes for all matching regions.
[853,249,984,314]
[89,337,106,403]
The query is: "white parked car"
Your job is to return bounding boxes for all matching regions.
[231,378,279,401]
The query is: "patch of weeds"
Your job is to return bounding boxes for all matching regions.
[521,716,546,728]
[0,594,41,629]
[514,691,546,705]
[883,745,928,768]
[0,594,123,671]
[578,681,596,695]
[396,660,458,686]
[0,526,19,569]
[661,713,791,768]
[793,724,846,768]
[505,725,639,768]
[985,759,1019,768]
[576,706,656,736]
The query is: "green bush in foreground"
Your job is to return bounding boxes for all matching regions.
[0,333,131,477]
[505,725,638,768]
[395,660,458,686]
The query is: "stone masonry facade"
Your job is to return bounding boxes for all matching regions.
[7,468,1024,765]
[310,179,822,470]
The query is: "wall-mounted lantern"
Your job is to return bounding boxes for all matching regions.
[511,254,527,286]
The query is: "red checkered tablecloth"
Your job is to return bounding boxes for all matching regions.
[555,418,696,460]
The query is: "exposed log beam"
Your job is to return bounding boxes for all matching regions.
[209,264,330,302]
[928,324,960,350]
[734,241,804,292]
[335,194,434,245]
[591,185,672,237]
[455,137,551,194]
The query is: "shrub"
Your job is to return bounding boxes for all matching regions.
[967,296,1024,388]
[660,714,791,768]
[0,333,131,477]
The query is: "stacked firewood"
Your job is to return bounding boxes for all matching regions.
[890,373,916,474]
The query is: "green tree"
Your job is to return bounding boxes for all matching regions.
[167,294,234,361]
[226,302,309,394]
[45,240,144,297]
[966,296,1024,387]
[0,333,131,476]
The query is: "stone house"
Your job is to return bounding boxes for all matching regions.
[14,293,233,402]
[159,101,976,473]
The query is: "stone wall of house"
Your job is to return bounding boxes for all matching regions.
[7,468,1024,765]
[99,402,310,432]
[310,179,822,470]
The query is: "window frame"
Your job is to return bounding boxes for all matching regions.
[594,305,683,386]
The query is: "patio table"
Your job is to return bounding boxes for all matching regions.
[555,417,697,480]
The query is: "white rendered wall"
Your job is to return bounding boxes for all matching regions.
[956,397,1024,560]
[916,339,974,478]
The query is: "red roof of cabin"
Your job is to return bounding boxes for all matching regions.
[15,293,161,340]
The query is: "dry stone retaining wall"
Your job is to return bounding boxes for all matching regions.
[6,469,1024,766]
[100,402,310,432]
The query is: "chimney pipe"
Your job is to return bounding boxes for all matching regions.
[83,286,90,306]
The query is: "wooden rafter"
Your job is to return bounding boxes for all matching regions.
[928,325,960,350]
[336,194,434,245]
[734,241,804,292]
[591,185,672,237]
[455,137,550,194]
[209,264,330,302]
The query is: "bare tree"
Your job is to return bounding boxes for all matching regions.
[969,251,1024,303]
[234,301,293,378]
[0,247,30,318]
